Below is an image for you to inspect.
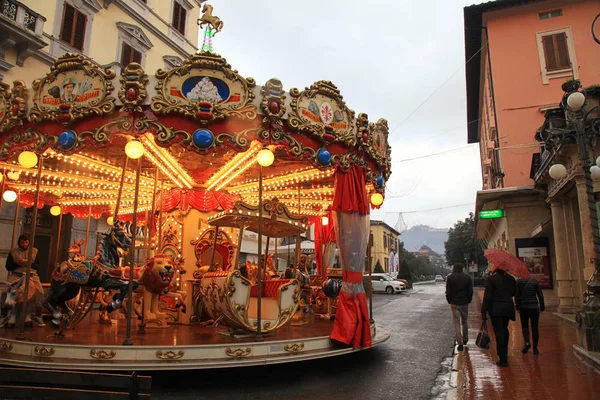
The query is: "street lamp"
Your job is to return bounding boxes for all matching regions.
[547,80,600,351]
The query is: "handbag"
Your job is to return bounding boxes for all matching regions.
[476,320,491,349]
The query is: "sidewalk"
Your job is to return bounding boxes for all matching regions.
[448,289,600,400]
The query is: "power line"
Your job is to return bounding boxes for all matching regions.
[393,145,474,163]
[389,42,489,136]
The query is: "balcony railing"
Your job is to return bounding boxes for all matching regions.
[0,0,44,35]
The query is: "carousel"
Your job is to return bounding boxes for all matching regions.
[0,9,392,371]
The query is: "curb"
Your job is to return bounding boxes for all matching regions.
[553,312,577,327]
[446,346,464,400]
[573,344,600,371]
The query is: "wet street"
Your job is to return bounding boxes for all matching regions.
[151,283,454,400]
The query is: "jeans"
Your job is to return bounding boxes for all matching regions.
[451,304,469,344]
[520,308,540,349]
[491,316,511,363]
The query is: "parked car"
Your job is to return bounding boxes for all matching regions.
[364,273,405,294]
[434,274,444,283]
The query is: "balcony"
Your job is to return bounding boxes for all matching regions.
[0,0,47,79]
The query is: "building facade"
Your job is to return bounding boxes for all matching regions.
[465,0,600,313]
[0,0,202,279]
[370,220,400,274]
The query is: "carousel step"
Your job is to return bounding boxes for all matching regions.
[0,367,151,399]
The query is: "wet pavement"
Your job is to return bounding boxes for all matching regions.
[450,289,600,400]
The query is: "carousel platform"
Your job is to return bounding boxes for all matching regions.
[0,311,390,371]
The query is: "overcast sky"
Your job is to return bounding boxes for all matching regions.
[204,0,482,230]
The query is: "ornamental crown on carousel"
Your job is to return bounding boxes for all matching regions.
[0,9,392,370]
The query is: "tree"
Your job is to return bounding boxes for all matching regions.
[444,212,485,270]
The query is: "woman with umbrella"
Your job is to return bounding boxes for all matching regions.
[481,249,529,367]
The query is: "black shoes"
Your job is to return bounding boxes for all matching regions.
[533,348,539,355]
[463,339,468,345]
[496,360,508,367]
[457,344,464,351]
[522,343,531,354]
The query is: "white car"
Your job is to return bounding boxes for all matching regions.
[365,273,406,294]
[435,275,444,283]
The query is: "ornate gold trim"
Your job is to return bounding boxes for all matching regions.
[0,81,28,133]
[0,128,58,161]
[226,347,251,359]
[118,63,149,113]
[34,346,55,357]
[90,349,116,359]
[156,350,184,359]
[365,118,391,176]
[0,341,13,352]
[151,52,256,125]
[283,343,305,354]
[29,52,116,124]
[260,78,286,131]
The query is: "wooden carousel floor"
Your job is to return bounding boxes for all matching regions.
[0,311,335,346]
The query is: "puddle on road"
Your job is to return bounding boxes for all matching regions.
[430,354,453,399]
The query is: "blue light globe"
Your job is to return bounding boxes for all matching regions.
[58,130,76,149]
[377,175,384,188]
[192,129,214,148]
[317,148,331,165]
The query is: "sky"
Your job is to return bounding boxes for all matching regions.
[202,0,482,231]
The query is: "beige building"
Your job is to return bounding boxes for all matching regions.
[0,0,202,83]
[370,220,400,274]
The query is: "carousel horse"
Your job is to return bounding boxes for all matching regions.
[197,4,224,32]
[243,255,279,284]
[0,275,37,328]
[44,219,134,329]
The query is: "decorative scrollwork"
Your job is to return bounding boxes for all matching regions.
[0,341,13,352]
[156,350,184,359]
[283,343,305,353]
[90,349,116,359]
[288,80,356,146]
[151,52,256,125]
[225,347,251,359]
[0,80,28,132]
[34,346,55,357]
[0,128,58,161]
[118,62,148,113]
[29,52,116,124]
[261,78,286,128]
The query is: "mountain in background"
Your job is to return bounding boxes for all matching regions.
[400,225,449,255]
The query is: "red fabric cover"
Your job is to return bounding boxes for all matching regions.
[249,279,291,298]
[157,189,239,213]
[17,192,53,209]
[343,271,363,283]
[330,291,372,349]
[312,211,336,276]
[331,165,369,215]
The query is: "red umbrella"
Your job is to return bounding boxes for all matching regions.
[484,249,530,279]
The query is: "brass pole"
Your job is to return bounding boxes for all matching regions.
[138,204,148,335]
[143,209,149,260]
[368,231,373,322]
[256,166,263,336]
[158,179,164,253]
[114,156,129,219]
[83,204,92,258]
[0,168,5,215]
[234,218,246,268]
[209,225,219,270]
[149,168,159,255]
[54,211,63,267]
[10,192,20,251]
[123,157,141,345]
[16,157,43,341]
[296,185,301,267]
[264,236,270,279]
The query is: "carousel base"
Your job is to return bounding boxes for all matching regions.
[0,311,390,371]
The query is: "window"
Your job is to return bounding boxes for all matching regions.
[172,1,187,35]
[536,27,578,84]
[539,9,562,20]
[384,258,389,270]
[542,33,570,72]
[59,2,87,51]
[383,233,388,250]
[121,42,142,65]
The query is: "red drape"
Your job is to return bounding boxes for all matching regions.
[157,188,239,213]
[311,211,336,277]
[331,165,369,215]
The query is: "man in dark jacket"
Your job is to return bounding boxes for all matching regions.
[515,277,544,355]
[481,268,516,366]
[445,263,473,351]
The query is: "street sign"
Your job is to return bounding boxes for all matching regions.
[479,209,504,219]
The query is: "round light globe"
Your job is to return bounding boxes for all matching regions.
[18,151,38,168]
[596,156,600,168]
[0,172,3,183]
[7,171,19,180]
[567,92,585,110]
[125,140,145,159]
[256,148,274,167]
[50,205,61,216]
[2,190,17,203]
[371,192,384,206]
[107,216,115,226]
[591,166,600,181]
[549,164,567,180]
[321,216,329,226]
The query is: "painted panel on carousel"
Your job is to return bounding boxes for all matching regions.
[366,118,391,179]
[29,53,116,124]
[151,52,256,124]
[288,80,356,147]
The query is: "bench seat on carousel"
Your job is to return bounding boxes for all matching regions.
[200,270,300,333]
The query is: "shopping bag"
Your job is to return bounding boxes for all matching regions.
[476,320,491,349]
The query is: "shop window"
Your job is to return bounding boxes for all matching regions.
[59,2,87,51]
[172,1,187,35]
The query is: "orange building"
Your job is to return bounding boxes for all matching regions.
[465,0,600,313]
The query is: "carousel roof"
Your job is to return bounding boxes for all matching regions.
[0,49,391,219]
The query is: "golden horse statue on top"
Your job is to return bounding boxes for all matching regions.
[197,4,224,33]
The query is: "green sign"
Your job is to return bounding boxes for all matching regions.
[479,209,504,219]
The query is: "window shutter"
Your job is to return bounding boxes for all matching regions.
[172,2,181,29]
[179,7,187,34]
[542,35,557,71]
[133,48,142,64]
[555,32,570,69]
[73,11,87,51]
[121,43,132,65]
[60,3,75,44]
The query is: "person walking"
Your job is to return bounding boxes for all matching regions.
[515,277,544,355]
[445,263,473,351]
[481,267,516,367]
[5,234,46,328]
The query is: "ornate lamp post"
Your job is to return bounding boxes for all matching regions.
[547,80,600,351]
